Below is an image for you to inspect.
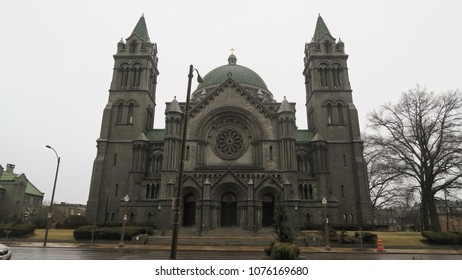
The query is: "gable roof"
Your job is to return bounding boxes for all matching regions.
[0,169,44,197]
[189,77,275,120]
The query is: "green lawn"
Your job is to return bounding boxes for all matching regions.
[25,229,75,240]
[23,229,430,247]
[371,231,427,247]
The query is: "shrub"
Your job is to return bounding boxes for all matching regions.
[354,231,377,244]
[0,223,36,237]
[270,242,299,260]
[338,230,355,244]
[422,231,462,245]
[73,225,154,240]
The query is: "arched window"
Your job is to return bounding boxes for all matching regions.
[319,65,329,88]
[337,103,344,124]
[127,103,134,123]
[332,65,342,88]
[308,184,314,200]
[119,63,129,87]
[132,63,142,87]
[129,41,137,53]
[306,213,312,224]
[349,213,354,223]
[327,103,333,124]
[116,102,124,123]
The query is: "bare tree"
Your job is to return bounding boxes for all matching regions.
[363,134,405,210]
[368,86,462,231]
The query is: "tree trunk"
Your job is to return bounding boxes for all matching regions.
[427,193,441,232]
[420,191,430,231]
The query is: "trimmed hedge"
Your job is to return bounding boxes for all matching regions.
[422,231,462,245]
[73,225,154,240]
[0,223,36,237]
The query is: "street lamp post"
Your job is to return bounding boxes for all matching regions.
[322,197,331,251]
[170,65,202,260]
[43,145,60,247]
[119,194,129,248]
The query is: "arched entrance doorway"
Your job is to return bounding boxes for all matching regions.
[262,194,275,227]
[183,194,196,226]
[221,193,237,227]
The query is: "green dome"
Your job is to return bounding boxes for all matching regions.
[196,55,268,91]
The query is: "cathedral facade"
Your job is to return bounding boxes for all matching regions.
[86,15,373,231]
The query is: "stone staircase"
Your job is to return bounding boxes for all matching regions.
[146,228,308,246]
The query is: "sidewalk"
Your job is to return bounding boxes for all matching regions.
[5,240,462,255]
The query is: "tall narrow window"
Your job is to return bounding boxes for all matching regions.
[320,68,327,87]
[306,213,312,224]
[327,103,333,124]
[129,41,137,53]
[113,154,117,166]
[343,154,347,167]
[127,103,134,123]
[132,64,142,87]
[115,184,119,197]
[186,146,190,160]
[269,146,273,160]
[117,103,124,123]
[333,67,342,88]
[341,185,345,198]
[337,103,344,124]
[119,64,129,88]
[308,184,313,200]
[119,65,129,87]
[154,184,160,199]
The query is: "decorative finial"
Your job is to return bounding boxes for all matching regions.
[230,47,235,55]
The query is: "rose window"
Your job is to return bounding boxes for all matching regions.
[215,128,244,156]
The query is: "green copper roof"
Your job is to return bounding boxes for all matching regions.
[197,55,268,91]
[146,129,165,142]
[0,170,43,197]
[295,130,315,142]
[131,14,150,42]
[25,182,43,197]
[313,15,332,41]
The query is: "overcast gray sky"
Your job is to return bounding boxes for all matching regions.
[1,0,461,205]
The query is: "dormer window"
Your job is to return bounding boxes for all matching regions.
[129,41,138,53]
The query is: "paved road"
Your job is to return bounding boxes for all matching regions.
[10,246,462,260]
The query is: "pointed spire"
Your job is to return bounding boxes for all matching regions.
[278,96,294,113]
[166,97,183,113]
[313,14,332,41]
[131,14,150,42]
